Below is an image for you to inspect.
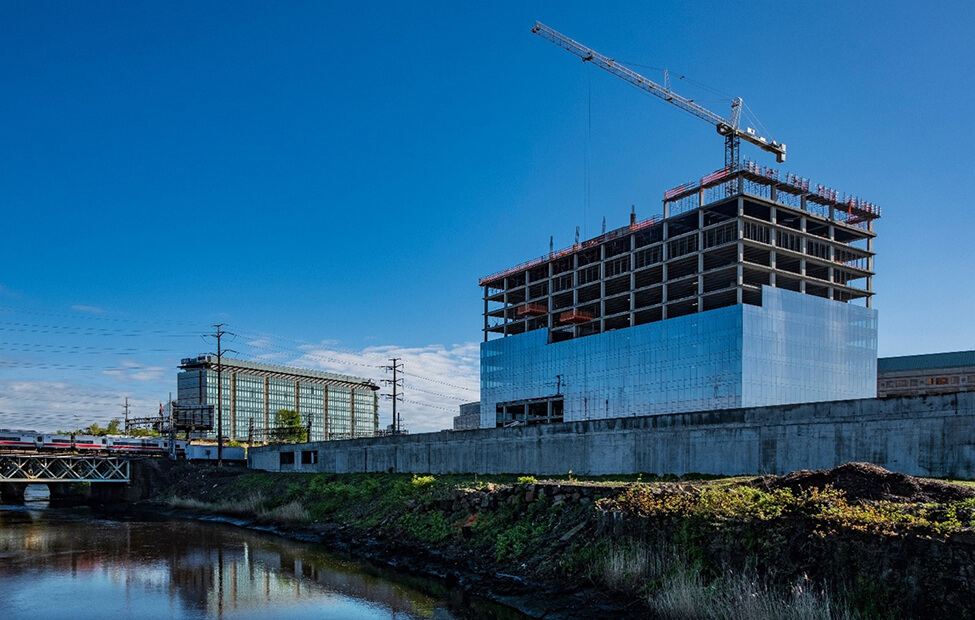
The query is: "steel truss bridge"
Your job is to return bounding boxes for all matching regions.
[0,454,130,483]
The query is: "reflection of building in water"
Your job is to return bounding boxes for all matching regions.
[0,517,457,618]
[164,524,451,616]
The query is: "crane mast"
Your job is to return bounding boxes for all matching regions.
[531,22,786,168]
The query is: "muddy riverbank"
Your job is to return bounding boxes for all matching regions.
[117,460,975,619]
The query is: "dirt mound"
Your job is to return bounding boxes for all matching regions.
[755,462,975,504]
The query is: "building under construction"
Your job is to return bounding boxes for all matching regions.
[476,23,882,429]
[480,163,880,428]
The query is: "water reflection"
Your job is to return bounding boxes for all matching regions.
[0,507,509,620]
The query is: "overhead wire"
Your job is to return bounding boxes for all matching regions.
[0,308,480,430]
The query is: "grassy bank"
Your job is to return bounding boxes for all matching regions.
[153,464,975,619]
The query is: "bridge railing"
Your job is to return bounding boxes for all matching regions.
[0,454,130,482]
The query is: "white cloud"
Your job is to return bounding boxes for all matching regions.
[287,341,480,433]
[0,336,481,435]
[0,379,158,432]
[71,304,104,314]
[101,359,167,382]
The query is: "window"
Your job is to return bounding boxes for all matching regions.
[807,240,830,260]
[634,246,662,268]
[606,256,630,277]
[743,221,770,244]
[777,230,802,253]
[279,451,295,466]
[553,274,574,292]
[668,235,698,258]
[301,450,318,465]
[704,223,736,249]
[577,266,600,285]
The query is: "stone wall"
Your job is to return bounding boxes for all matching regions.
[249,393,975,478]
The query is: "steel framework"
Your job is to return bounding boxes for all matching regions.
[0,454,130,482]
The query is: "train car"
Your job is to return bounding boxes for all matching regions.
[40,434,107,452]
[105,435,188,456]
[0,430,39,450]
[0,430,188,457]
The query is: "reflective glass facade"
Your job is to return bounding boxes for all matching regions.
[177,357,379,442]
[481,287,877,427]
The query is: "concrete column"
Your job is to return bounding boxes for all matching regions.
[736,208,744,305]
[866,236,874,309]
[696,211,705,309]
[661,221,669,319]
[483,287,489,343]
[323,385,329,440]
[503,277,509,337]
[350,388,356,439]
[769,208,777,288]
[230,372,236,440]
[48,482,88,504]
[0,482,26,504]
[599,243,606,334]
[828,225,836,300]
[264,377,270,440]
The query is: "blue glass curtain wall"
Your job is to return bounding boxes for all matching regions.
[480,287,877,428]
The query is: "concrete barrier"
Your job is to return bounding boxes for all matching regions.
[248,393,975,478]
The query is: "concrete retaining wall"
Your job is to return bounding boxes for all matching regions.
[248,393,975,478]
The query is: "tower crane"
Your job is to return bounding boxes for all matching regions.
[531,22,786,169]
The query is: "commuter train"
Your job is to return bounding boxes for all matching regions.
[0,430,187,456]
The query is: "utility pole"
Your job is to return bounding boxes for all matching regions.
[168,392,176,460]
[381,358,404,435]
[122,397,130,433]
[209,324,228,466]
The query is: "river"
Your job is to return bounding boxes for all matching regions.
[0,486,522,619]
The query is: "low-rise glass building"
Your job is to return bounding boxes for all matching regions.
[177,356,380,441]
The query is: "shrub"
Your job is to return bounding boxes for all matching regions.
[411,474,436,489]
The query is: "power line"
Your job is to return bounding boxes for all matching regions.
[398,369,477,393]
[402,382,469,402]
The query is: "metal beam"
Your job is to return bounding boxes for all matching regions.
[0,455,130,482]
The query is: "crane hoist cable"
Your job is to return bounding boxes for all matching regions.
[531,21,787,169]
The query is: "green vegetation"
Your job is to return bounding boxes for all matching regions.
[58,418,122,436]
[58,417,160,437]
[600,484,975,535]
[273,409,307,443]
[157,469,975,619]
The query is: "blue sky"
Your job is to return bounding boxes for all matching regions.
[1,2,973,432]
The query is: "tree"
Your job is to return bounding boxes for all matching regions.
[273,409,307,443]
[82,422,105,436]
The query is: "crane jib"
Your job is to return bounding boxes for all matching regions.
[531,21,786,164]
